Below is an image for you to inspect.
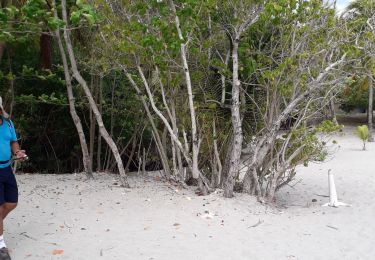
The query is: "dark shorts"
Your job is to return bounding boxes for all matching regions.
[0,166,18,205]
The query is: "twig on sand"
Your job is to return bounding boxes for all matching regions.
[64,221,73,233]
[64,221,73,229]
[20,232,37,241]
[100,247,114,257]
[45,242,59,246]
[326,225,338,230]
[314,193,329,198]
[248,219,264,228]
[287,179,303,189]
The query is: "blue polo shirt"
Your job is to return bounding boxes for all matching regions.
[0,117,17,168]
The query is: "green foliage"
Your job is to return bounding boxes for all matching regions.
[340,0,375,111]
[340,76,371,111]
[356,125,369,141]
[0,0,365,181]
[316,120,344,134]
[47,17,65,30]
[277,119,342,170]
[356,125,369,150]
[70,4,99,26]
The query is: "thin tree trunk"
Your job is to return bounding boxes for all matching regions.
[125,132,138,172]
[104,148,112,171]
[53,9,92,177]
[213,120,222,187]
[104,77,116,171]
[97,76,103,170]
[89,75,97,171]
[368,75,374,141]
[170,135,177,175]
[221,133,233,187]
[123,69,172,177]
[171,96,184,178]
[39,33,52,69]
[157,70,183,178]
[108,127,139,172]
[134,66,197,175]
[221,50,230,106]
[61,0,129,187]
[330,97,338,125]
[162,126,168,155]
[224,39,243,198]
[169,103,179,177]
[0,42,5,64]
[142,147,146,174]
[156,69,178,176]
[169,0,200,180]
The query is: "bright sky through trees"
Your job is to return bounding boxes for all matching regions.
[336,0,351,12]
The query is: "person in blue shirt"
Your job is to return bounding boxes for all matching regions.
[0,97,27,260]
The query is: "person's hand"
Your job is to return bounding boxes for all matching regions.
[15,150,28,161]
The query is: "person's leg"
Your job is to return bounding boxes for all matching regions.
[0,183,5,237]
[0,207,6,256]
[0,167,17,259]
[1,203,16,220]
[0,204,4,236]
[0,189,6,250]
[3,166,18,219]
[0,165,18,253]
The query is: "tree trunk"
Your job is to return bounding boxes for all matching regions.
[171,97,184,179]
[162,126,168,156]
[124,69,172,178]
[169,0,200,180]
[61,0,129,187]
[39,33,52,69]
[368,75,374,141]
[97,76,103,170]
[89,75,97,171]
[104,78,116,171]
[53,14,93,178]
[0,42,6,64]
[224,39,243,198]
[212,120,222,187]
[125,132,138,172]
[142,147,146,174]
[221,133,233,187]
[221,50,231,106]
[330,97,338,125]
[158,70,179,177]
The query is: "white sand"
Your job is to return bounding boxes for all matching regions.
[5,126,375,260]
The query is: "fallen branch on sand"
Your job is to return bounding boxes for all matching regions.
[20,232,37,241]
[326,225,339,230]
[248,219,264,228]
[314,194,329,198]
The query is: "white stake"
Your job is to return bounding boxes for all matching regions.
[323,170,350,207]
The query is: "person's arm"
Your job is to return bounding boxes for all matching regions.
[11,142,20,154]
[11,142,26,160]
[9,120,27,160]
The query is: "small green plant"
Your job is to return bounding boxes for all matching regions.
[356,125,369,150]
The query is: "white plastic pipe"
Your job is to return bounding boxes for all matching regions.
[323,170,349,207]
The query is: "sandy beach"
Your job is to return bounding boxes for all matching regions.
[5,126,375,260]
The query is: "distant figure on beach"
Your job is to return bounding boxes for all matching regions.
[0,97,27,260]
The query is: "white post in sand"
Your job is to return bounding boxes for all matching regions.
[323,170,349,207]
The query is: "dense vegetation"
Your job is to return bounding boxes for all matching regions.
[0,0,374,200]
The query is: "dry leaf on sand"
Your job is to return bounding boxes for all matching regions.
[52,249,64,255]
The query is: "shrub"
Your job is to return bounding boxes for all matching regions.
[356,125,369,150]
